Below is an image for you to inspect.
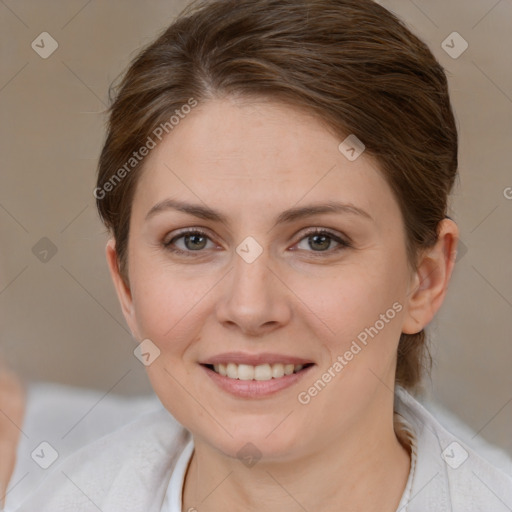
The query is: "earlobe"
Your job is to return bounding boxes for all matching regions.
[105,239,137,335]
[401,219,459,335]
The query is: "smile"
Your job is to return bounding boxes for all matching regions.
[206,362,312,381]
[201,361,315,398]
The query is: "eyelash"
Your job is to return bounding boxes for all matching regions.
[162,228,352,257]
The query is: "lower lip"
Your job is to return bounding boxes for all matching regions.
[201,364,314,398]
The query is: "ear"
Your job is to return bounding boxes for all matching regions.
[402,219,459,335]
[105,238,139,338]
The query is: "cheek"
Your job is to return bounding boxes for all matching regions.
[299,268,407,407]
[299,261,405,338]
[128,252,215,349]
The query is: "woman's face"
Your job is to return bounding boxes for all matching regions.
[112,97,422,460]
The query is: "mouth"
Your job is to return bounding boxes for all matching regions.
[202,362,315,381]
[200,358,315,399]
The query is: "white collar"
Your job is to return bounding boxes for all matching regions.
[161,438,194,512]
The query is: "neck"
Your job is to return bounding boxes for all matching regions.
[182,397,411,512]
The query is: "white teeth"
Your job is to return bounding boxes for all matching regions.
[237,364,254,380]
[226,363,238,379]
[210,362,308,380]
[254,364,272,381]
[271,364,285,378]
[284,364,294,376]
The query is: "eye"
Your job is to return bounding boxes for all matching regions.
[294,228,351,254]
[163,229,216,255]
[162,227,351,257]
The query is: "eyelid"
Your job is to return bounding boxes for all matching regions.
[163,227,213,246]
[297,227,351,244]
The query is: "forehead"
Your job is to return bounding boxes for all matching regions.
[132,98,399,224]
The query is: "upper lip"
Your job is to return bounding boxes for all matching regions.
[200,352,314,366]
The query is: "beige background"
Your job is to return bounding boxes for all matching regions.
[1,0,511,456]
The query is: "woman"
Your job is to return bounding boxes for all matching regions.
[15,0,512,510]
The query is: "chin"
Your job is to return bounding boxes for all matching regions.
[195,418,306,463]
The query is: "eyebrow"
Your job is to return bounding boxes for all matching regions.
[145,198,373,225]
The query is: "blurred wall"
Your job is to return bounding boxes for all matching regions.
[1,0,511,455]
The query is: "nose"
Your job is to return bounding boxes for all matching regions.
[215,245,292,337]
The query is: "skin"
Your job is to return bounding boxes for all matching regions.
[107,97,458,511]
[0,358,25,509]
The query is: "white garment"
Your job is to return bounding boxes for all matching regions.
[6,382,162,511]
[14,386,512,511]
[160,439,194,512]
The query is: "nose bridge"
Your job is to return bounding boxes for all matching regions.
[233,245,271,298]
[215,240,290,334]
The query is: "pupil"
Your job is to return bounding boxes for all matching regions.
[310,234,330,251]
[186,234,207,250]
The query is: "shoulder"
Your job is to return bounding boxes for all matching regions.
[395,387,512,512]
[15,407,191,512]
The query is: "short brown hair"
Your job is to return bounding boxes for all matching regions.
[96,0,458,391]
